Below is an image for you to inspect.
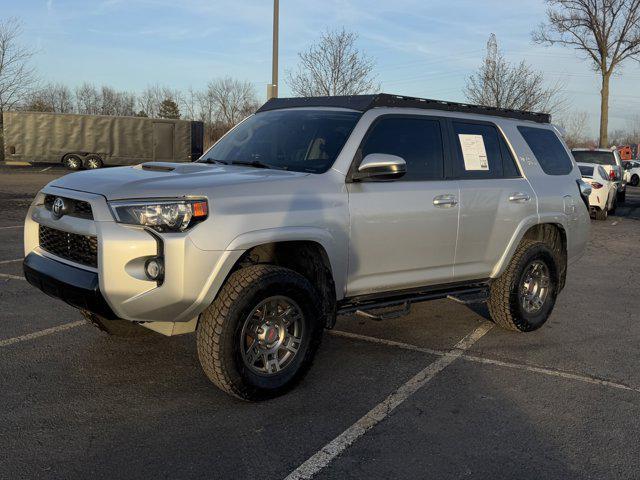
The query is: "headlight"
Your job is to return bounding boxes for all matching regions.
[109,199,208,232]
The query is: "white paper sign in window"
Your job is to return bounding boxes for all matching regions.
[458,134,489,171]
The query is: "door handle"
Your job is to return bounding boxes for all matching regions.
[508,192,531,203]
[433,194,458,207]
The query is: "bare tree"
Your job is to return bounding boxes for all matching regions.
[138,84,182,118]
[465,34,565,114]
[287,28,378,97]
[203,77,258,128]
[0,18,37,115]
[75,82,101,115]
[100,86,135,116]
[24,82,74,113]
[558,110,590,148]
[533,0,640,147]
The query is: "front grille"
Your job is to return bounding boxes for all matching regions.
[39,225,98,268]
[44,195,94,220]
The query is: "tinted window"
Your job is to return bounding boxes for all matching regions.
[359,117,444,180]
[571,150,616,166]
[579,165,594,177]
[200,110,361,173]
[499,135,521,178]
[518,126,573,175]
[452,121,503,179]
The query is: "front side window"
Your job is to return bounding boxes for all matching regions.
[200,109,361,173]
[358,116,445,181]
[518,126,573,175]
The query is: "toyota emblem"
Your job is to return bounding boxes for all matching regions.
[51,197,67,219]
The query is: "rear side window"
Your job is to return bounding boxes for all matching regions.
[452,121,503,179]
[518,126,573,175]
[579,165,594,177]
[359,117,444,181]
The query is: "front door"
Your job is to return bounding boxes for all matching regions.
[346,115,459,296]
[153,122,175,162]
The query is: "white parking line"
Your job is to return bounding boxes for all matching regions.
[40,166,52,172]
[331,330,640,394]
[0,258,22,265]
[0,273,25,281]
[285,322,493,480]
[0,225,22,230]
[0,320,85,347]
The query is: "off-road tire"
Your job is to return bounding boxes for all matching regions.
[488,240,559,332]
[84,154,103,169]
[630,174,639,187]
[81,310,152,337]
[594,208,608,221]
[197,265,323,401]
[63,154,83,170]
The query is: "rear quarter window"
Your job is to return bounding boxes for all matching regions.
[518,126,573,175]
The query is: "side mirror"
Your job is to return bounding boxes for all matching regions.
[353,153,406,181]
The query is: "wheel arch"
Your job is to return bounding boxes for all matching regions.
[228,239,338,328]
[492,220,568,290]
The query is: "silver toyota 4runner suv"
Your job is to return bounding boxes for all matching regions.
[23,94,591,400]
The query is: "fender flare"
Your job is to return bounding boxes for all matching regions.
[490,213,568,279]
[226,227,346,299]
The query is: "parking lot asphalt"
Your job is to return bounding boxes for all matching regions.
[1,165,639,479]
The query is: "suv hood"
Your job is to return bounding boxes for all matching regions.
[50,162,309,200]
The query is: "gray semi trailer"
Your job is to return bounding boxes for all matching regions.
[2,111,204,169]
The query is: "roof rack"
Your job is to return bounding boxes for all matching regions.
[256,93,551,124]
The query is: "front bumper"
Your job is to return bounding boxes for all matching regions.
[23,252,118,319]
[24,186,244,323]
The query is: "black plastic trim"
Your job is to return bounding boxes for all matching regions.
[23,253,118,319]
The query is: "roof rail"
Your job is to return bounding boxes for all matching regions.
[256,93,551,124]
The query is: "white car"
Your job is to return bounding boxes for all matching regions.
[572,148,626,203]
[623,160,640,187]
[578,163,616,220]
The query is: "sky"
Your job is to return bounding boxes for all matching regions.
[3,0,640,136]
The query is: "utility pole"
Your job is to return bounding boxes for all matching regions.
[267,0,279,99]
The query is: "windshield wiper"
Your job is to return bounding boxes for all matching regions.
[230,160,273,169]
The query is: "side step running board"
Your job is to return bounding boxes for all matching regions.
[447,290,490,305]
[339,285,489,322]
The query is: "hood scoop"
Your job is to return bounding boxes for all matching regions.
[140,162,176,172]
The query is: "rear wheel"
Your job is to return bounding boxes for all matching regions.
[488,240,558,332]
[631,174,639,187]
[81,311,152,337]
[63,154,83,170]
[84,154,103,169]
[197,265,323,400]
[594,208,608,221]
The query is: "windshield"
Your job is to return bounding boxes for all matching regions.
[572,151,616,166]
[199,109,361,173]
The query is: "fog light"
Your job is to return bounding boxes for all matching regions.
[145,257,164,281]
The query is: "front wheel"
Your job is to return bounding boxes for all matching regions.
[488,240,558,332]
[594,208,608,221]
[197,265,324,400]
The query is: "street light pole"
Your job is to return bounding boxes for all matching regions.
[267,0,279,99]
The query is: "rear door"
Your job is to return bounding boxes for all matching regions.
[346,115,459,296]
[153,122,175,162]
[450,119,537,281]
